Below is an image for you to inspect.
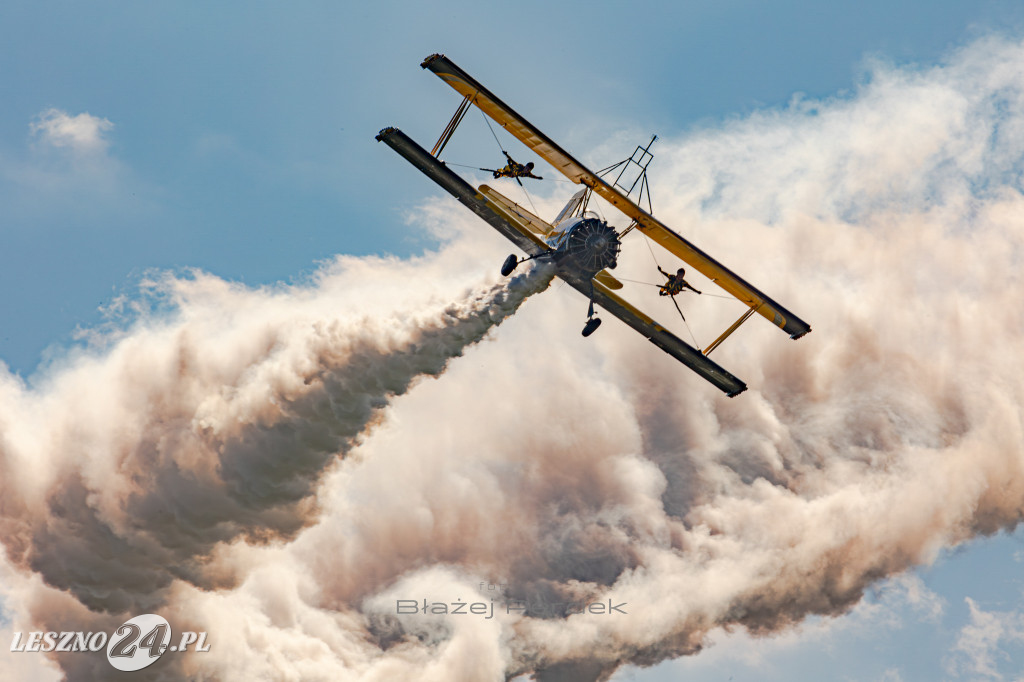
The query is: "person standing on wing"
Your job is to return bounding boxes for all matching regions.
[488,151,543,180]
[658,266,701,296]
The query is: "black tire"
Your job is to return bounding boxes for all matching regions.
[581,317,602,337]
[500,254,518,277]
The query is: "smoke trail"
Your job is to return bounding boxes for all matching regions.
[0,257,553,679]
[4,34,1024,682]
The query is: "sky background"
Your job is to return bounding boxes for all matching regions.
[4,2,1024,680]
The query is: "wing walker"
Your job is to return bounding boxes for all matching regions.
[376,54,811,397]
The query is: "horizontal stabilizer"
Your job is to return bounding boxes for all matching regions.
[594,270,623,290]
[478,185,553,236]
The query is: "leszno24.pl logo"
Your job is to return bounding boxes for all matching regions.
[10,613,210,672]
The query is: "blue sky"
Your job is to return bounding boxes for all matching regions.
[4,0,1023,375]
[4,2,1024,681]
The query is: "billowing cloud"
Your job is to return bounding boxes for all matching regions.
[644,573,943,678]
[30,109,113,153]
[2,34,1024,682]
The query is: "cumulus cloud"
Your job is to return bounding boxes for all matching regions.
[4,107,142,217]
[946,598,1024,680]
[30,109,114,153]
[2,34,1024,682]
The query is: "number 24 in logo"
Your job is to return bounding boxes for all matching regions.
[106,614,208,672]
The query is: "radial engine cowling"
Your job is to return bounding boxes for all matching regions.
[562,217,621,274]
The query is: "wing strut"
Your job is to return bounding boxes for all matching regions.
[704,304,760,356]
[431,93,473,157]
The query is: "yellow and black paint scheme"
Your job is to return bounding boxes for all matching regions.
[376,55,814,396]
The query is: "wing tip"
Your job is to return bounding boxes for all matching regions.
[421,53,444,69]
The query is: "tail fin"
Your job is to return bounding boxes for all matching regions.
[552,189,587,226]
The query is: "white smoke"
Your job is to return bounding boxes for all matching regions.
[3,34,1024,682]
[0,250,554,680]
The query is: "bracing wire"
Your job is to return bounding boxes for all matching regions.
[519,182,540,216]
[482,110,506,154]
[672,296,702,351]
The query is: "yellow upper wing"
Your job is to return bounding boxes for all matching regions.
[421,53,810,339]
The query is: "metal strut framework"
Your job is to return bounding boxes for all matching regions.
[597,135,657,215]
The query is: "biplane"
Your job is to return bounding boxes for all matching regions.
[376,54,811,397]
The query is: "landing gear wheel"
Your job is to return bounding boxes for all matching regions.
[500,254,518,277]
[582,317,602,337]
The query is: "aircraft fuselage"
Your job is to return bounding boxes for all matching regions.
[543,215,621,279]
